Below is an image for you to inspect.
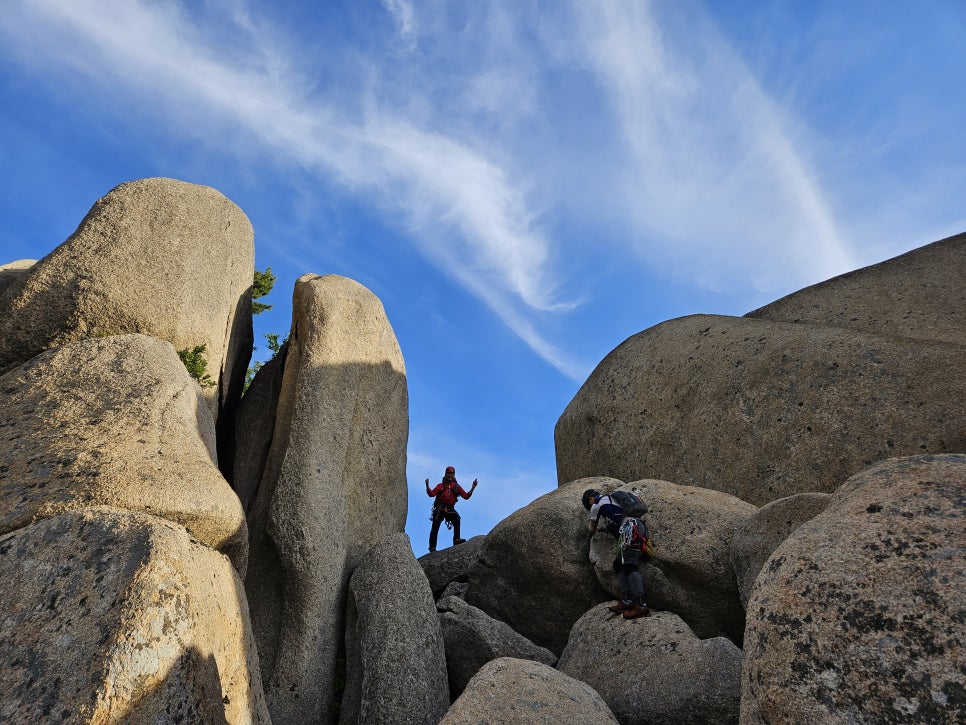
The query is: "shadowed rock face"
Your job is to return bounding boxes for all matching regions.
[243,274,409,725]
[589,481,755,645]
[0,177,254,437]
[342,533,449,725]
[730,492,832,609]
[440,657,620,725]
[559,605,742,725]
[556,313,965,506]
[741,454,966,724]
[437,595,557,699]
[418,535,486,599]
[0,333,247,572]
[0,259,35,297]
[0,507,269,725]
[746,231,966,347]
[463,478,615,655]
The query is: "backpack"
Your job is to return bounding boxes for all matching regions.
[611,490,648,518]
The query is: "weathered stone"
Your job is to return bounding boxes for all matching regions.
[440,580,469,600]
[559,604,742,725]
[244,274,409,724]
[589,481,754,644]
[0,177,254,435]
[0,334,247,571]
[556,313,965,506]
[0,258,35,297]
[232,343,287,512]
[440,657,619,725]
[341,533,449,725]
[730,492,831,608]
[438,595,557,698]
[746,231,966,347]
[0,507,268,724]
[463,478,615,655]
[741,454,966,724]
[419,534,485,599]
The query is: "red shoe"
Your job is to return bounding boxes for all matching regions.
[608,599,633,613]
[622,604,651,619]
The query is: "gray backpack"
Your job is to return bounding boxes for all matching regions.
[610,490,648,518]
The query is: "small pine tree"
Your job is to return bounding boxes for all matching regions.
[253,267,277,315]
[177,344,216,388]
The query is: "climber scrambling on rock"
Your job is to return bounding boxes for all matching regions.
[583,488,652,619]
[426,466,477,552]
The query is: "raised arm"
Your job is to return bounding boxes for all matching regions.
[461,479,478,499]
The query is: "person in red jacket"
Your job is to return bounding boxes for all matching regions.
[425,465,477,552]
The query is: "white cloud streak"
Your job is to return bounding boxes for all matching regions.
[568,0,856,292]
[0,0,582,376]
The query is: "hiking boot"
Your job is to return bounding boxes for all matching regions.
[454,538,466,545]
[428,547,436,553]
[608,599,633,613]
[622,603,651,619]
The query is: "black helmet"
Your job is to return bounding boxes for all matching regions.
[581,489,598,510]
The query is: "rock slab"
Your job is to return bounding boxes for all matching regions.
[341,533,449,725]
[741,454,966,724]
[0,177,255,430]
[0,333,247,571]
[559,604,742,725]
[244,274,409,724]
[464,478,615,655]
[0,507,268,724]
[556,313,965,505]
[440,657,619,724]
[438,594,557,698]
[730,492,831,609]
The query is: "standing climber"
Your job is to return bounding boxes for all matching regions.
[426,466,477,552]
[582,488,652,619]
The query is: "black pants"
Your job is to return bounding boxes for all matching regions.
[612,549,646,603]
[429,507,461,550]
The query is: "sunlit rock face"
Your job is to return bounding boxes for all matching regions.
[556,234,966,507]
[243,273,409,724]
[0,333,247,572]
[0,177,255,433]
[741,454,966,724]
[0,507,269,725]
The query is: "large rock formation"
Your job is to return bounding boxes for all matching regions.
[558,605,743,725]
[439,657,620,724]
[741,454,965,724]
[0,507,268,724]
[590,480,755,644]
[0,259,35,297]
[556,313,965,505]
[0,333,247,571]
[463,478,615,655]
[746,231,966,346]
[730,492,831,608]
[419,534,485,599]
[341,533,449,725]
[0,178,254,438]
[243,274,409,724]
[437,595,557,699]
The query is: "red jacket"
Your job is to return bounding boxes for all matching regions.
[428,480,471,509]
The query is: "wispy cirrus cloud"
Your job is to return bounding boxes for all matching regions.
[564,0,856,294]
[0,0,581,375]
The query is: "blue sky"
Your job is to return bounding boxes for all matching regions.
[0,0,963,555]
